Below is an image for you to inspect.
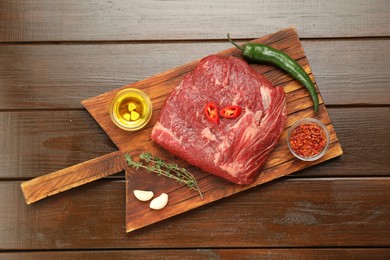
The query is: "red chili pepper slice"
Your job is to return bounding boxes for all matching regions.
[204,102,219,124]
[219,106,242,119]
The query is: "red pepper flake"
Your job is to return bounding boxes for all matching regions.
[289,123,327,157]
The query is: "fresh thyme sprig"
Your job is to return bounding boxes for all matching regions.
[125,152,203,199]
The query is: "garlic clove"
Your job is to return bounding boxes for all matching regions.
[130,110,140,121]
[133,190,154,201]
[123,113,131,121]
[149,193,168,210]
[128,102,137,111]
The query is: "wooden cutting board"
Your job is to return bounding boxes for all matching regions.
[82,27,342,232]
[21,27,342,232]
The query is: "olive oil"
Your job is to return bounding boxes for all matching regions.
[110,88,152,131]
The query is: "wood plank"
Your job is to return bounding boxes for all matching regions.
[2,249,390,259]
[1,107,388,180]
[1,178,390,249]
[302,39,390,106]
[0,0,389,42]
[0,110,117,179]
[0,39,388,109]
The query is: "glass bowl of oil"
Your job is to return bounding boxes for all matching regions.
[109,88,152,131]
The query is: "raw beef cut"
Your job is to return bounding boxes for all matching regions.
[151,55,287,184]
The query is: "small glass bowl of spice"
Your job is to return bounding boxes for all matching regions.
[109,88,152,131]
[287,118,330,161]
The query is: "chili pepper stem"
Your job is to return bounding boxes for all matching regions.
[227,33,244,51]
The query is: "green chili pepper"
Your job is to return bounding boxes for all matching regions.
[227,34,319,113]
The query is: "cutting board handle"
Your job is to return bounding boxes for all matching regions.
[21,151,124,204]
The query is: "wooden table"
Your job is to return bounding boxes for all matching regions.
[1,0,389,259]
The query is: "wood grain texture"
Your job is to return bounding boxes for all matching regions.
[0,0,389,42]
[2,249,390,260]
[0,0,388,255]
[1,39,389,109]
[0,110,117,179]
[0,108,388,180]
[21,151,124,204]
[80,28,342,232]
[1,178,390,249]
